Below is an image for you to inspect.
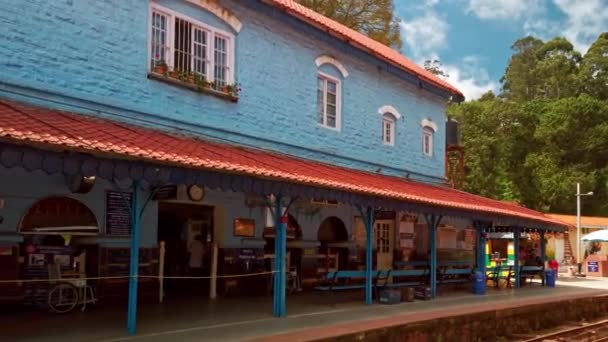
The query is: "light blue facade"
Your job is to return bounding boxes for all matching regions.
[0,0,449,184]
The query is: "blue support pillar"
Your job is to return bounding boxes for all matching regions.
[127,180,141,335]
[425,214,442,299]
[364,206,374,305]
[272,195,286,317]
[514,227,521,288]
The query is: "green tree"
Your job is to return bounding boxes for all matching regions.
[424,59,449,78]
[451,34,608,216]
[501,36,544,101]
[580,32,608,100]
[297,0,403,49]
[533,37,582,99]
[448,99,536,202]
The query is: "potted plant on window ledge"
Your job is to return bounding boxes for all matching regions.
[153,60,168,75]
[222,83,241,99]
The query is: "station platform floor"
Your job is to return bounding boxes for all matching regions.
[1,277,607,342]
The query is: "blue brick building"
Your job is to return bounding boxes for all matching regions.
[0,0,565,332]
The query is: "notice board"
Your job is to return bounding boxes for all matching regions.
[105,191,132,236]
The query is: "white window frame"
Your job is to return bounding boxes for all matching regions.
[422,127,434,157]
[148,3,235,85]
[317,72,342,131]
[381,114,395,146]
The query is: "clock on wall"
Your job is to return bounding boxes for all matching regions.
[187,185,205,201]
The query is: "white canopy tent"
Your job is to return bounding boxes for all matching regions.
[581,229,608,242]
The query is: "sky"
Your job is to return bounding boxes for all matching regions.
[396,0,608,100]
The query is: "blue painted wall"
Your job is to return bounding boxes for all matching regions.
[0,0,448,183]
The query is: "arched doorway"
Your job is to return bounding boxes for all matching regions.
[20,196,98,240]
[318,216,348,243]
[18,197,98,304]
[317,217,349,271]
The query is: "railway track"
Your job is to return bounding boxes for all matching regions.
[522,319,608,342]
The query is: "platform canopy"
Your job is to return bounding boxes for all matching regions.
[0,99,567,231]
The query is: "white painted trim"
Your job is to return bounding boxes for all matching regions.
[378,105,401,119]
[317,72,342,131]
[184,0,243,32]
[421,118,438,132]
[315,55,349,78]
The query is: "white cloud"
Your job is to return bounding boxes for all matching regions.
[400,10,495,101]
[553,0,608,53]
[466,0,544,20]
[400,12,449,61]
[442,57,498,101]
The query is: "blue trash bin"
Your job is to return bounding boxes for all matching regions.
[545,269,556,287]
[472,270,486,295]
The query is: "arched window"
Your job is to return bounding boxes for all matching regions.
[316,55,347,131]
[382,113,396,146]
[377,106,401,146]
[422,126,434,156]
[317,74,341,129]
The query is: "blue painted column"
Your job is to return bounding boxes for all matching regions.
[513,227,521,288]
[425,214,442,299]
[127,180,141,335]
[364,206,374,305]
[272,195,286,317]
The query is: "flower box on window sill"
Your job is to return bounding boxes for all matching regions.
[147,72,239,102]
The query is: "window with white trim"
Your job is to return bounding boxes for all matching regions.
[149,5,234,88]
[422,127,434,156]
[381,113,395,146]
[317,73,341,129]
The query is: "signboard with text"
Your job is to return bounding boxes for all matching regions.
[105,191,133,236]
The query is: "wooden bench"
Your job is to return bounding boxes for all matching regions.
[314,270,382,292]
[520,265,545,286]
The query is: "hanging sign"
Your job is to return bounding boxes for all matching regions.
[105,191,133,236]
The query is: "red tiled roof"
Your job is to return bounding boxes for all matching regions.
[262,0,464,100]
[0,100,565,227]
[547,214,608,229]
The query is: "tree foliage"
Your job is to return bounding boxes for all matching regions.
[424,59,449,78]
[297,0,402,49]
[450,33,608,216]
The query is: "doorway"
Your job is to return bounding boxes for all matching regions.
[157,202,214,297]
[375,220,394,270]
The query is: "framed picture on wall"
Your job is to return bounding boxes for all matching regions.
[233,218,255,237]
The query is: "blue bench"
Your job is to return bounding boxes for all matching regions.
[314,270,382,292]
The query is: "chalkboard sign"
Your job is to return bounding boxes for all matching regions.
[105,191,132,236]
[588,261,599,273]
